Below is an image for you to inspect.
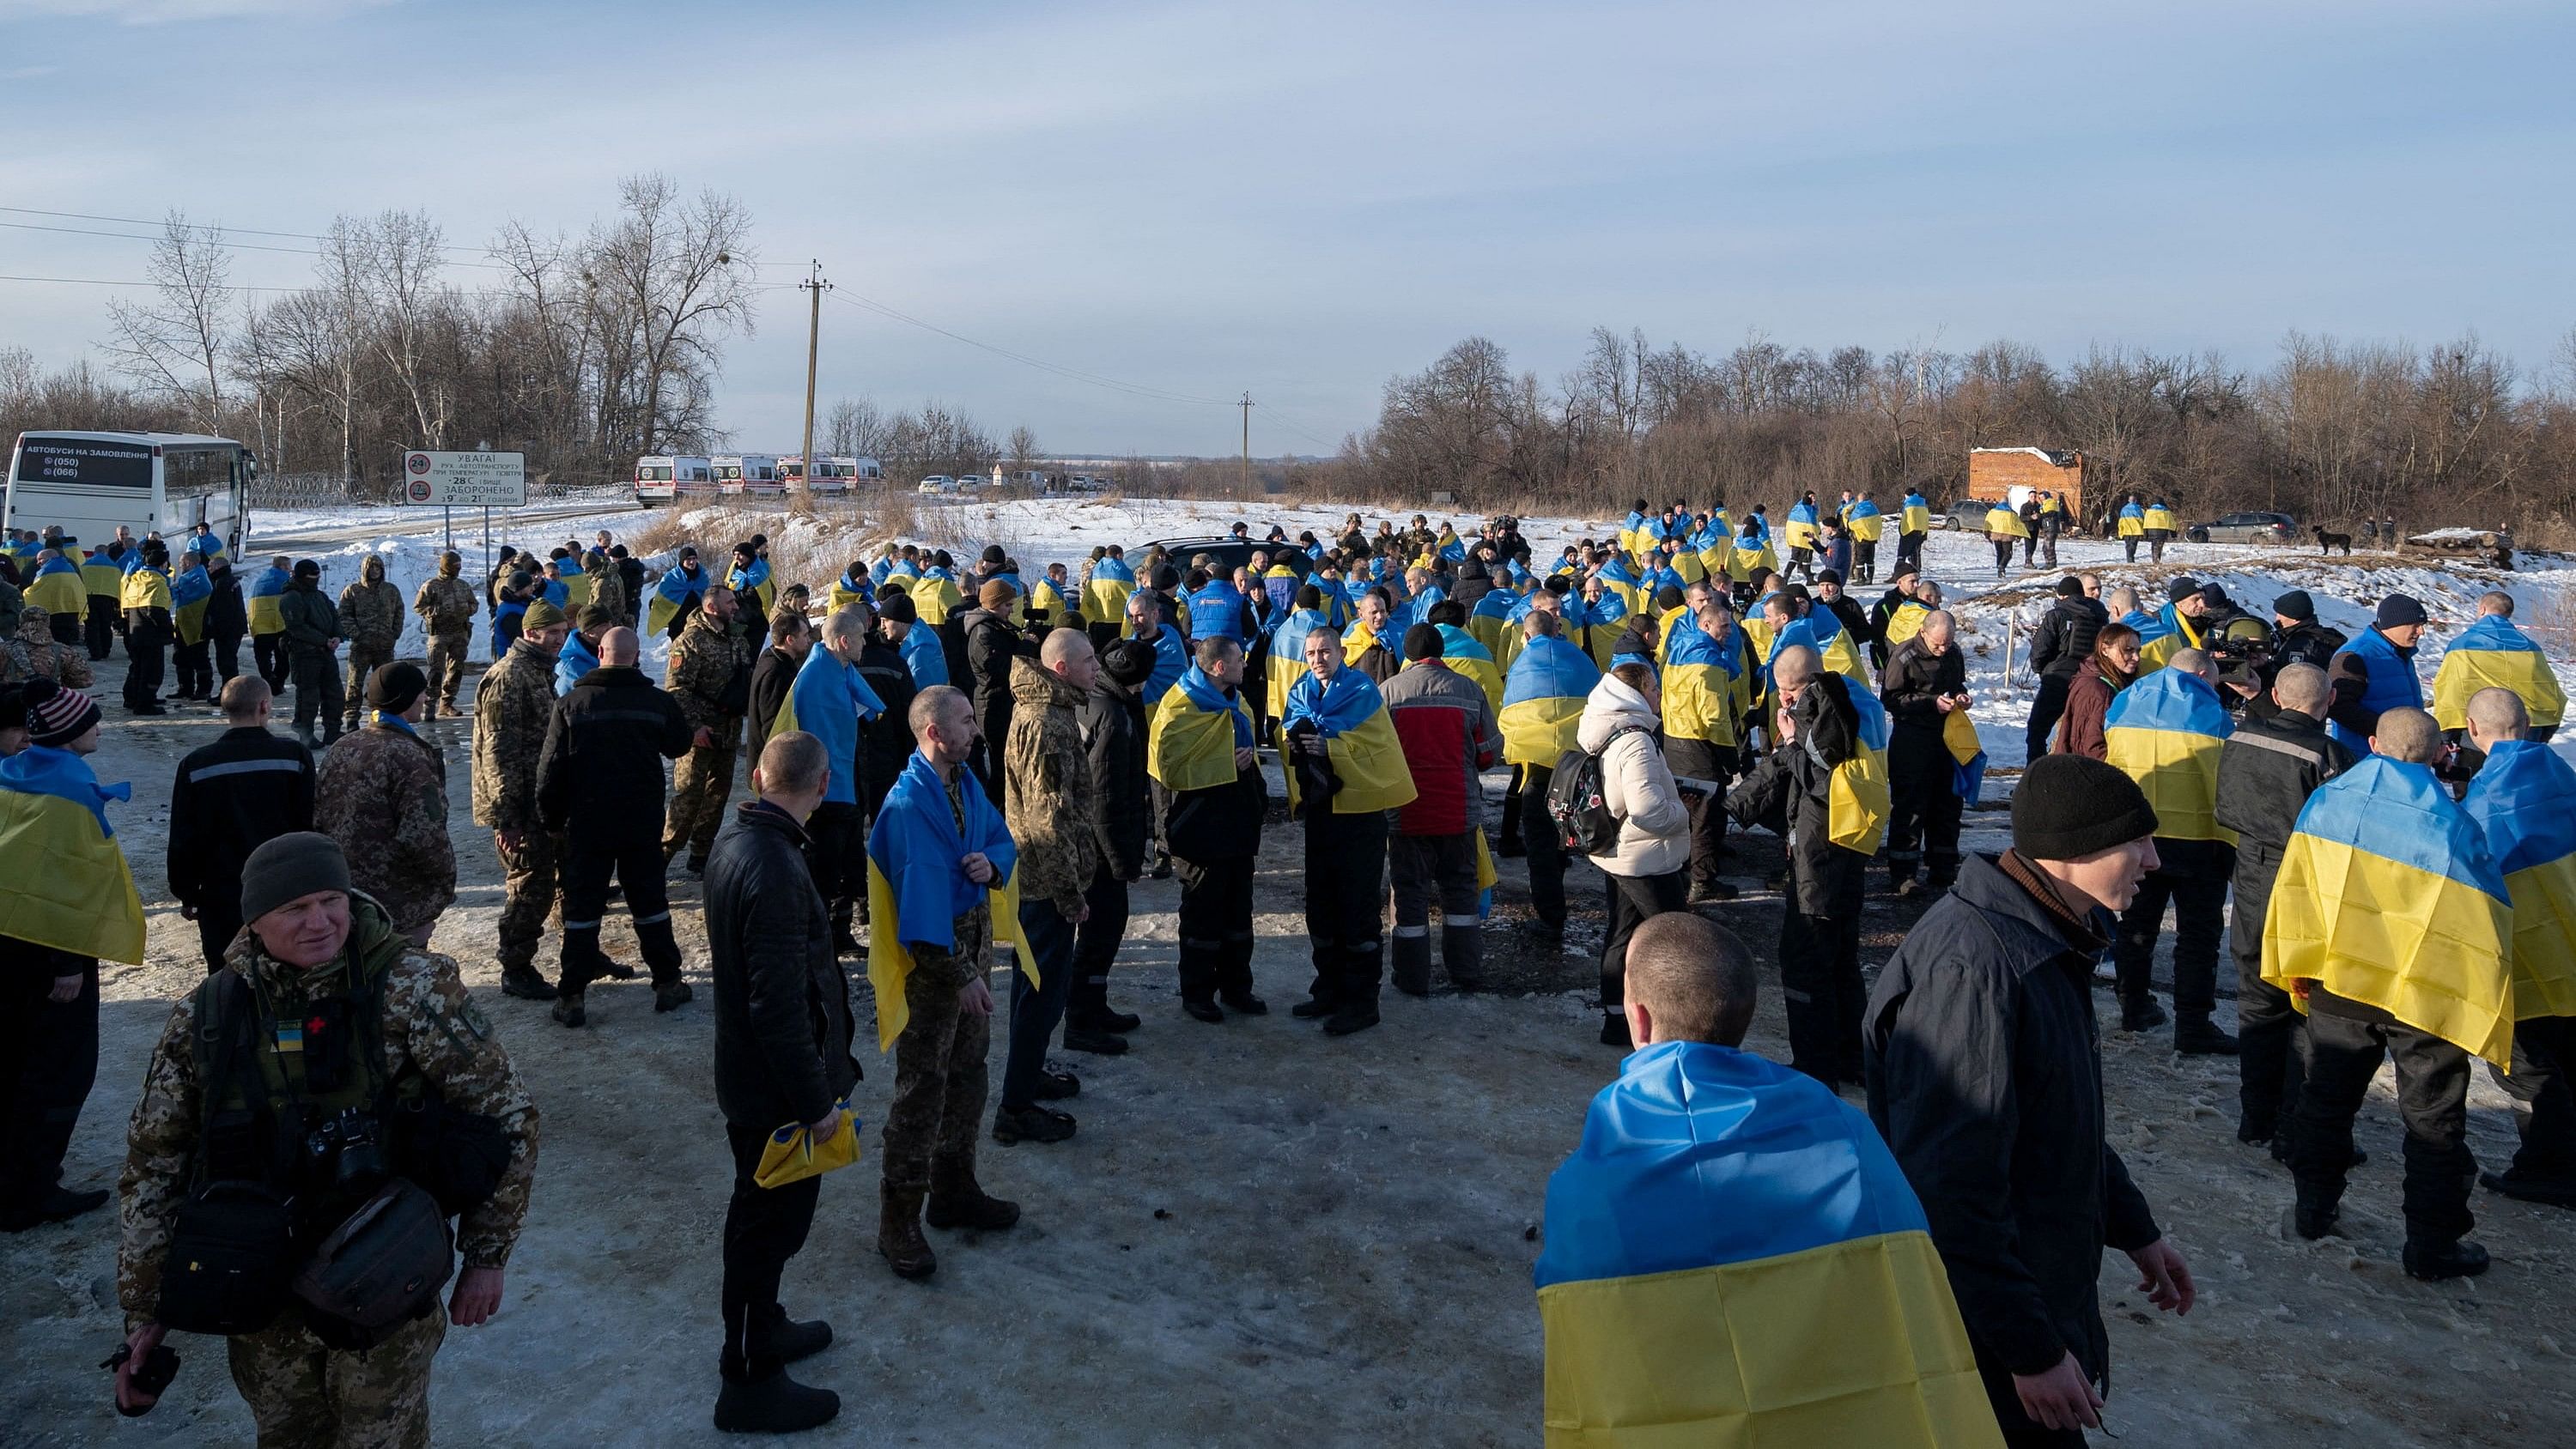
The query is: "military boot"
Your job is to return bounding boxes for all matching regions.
[878,1182,936,1281]
[1441,922,1484,990]
[926,1156,1021,1231]
[639,918,690,1009]
[2174,1015,2239,1056]
[499,961,558,1002]
[1391,931,1434,997]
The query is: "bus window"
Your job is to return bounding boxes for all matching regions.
[163,448,233,500]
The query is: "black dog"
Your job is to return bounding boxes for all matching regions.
[2313,524,2353,555]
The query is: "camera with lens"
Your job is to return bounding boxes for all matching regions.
[306,1108,390,1191]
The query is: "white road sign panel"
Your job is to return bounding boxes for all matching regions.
[400,451,527,506]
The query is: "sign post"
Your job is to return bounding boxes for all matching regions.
[399,451,528,511]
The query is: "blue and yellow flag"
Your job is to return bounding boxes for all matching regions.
[2460,738,2576,1022]
[1595,556,1643,618]
[729,556,775,617]
[2433,615,2566,731]
[1847,498,1884,542]
[1901,492,1930,534]
[1618,509,1649,557]
[1501,634,1600,767]
[2142,503,2175,532]
[27,555,87,621]
[1467,586,1516,663]
[1265,607,1333,725]
[2117,502,2145,538]
[649,565,709,636]
[2135,603,2204,675]
[2264,755,2514,1067]
[119,567,173,614]
[1536,1040,2000,1449]
[1280,667,1417,815]
[908,569,960,627]
[1984,503,2027,538]
[1831,683,1893,854]
[1662,612,1741,749]
[0,746,144,964]
[1141,625,1188,708]
[171,564,213,646]
[241,562,289,634]
[1148,665,1255,792]
[865,753,1023,1051]
[1574,591,1628,671]
[1085,556,1136,630]
[2102,667,2234,843]
[81,549,124,599]
[1435,623,1503,712]
[773,646,886,806]
[1782,500,1820,552]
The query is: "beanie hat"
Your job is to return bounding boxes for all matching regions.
[2200,584,2233,612]
[2165,576,2200,603]
[1102,639,1157,688]
[578,602,616,631]
[876,591,918,625]
[980,544,1007,567]
[521,599,567,631]
[978,579,1018,609]
[2273,589,2315,622]
[2376,593,2428,629]
[366,662,428,714]
[238,832,353,925]
[2055,577,2086,598]
[292,559,320,579]
[1816,568,1843,586]
[678,545,698,561]
[2013,755,2160,860]
[1402,623,1445,661]
[24,679,100,749]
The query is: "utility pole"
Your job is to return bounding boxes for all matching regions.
[799,261,833,490]
[1238,392,1255,495]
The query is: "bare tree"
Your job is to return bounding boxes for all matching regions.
[589,173,759,456]
[824,397,890,458]
[1005,423,1042,477]
[101,211,232,430]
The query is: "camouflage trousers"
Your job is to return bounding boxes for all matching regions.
[495,829,564,971]
[226,1307,444,1449]
[425,629,470,711]
[341,643,392,729]
[880,911,992,1192]
[662,736,739,864]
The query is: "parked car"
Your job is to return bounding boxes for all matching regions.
[1136,536,1265,580]
[2186,511,2298,544]
[1932,499,1997,530]
[916,474,957,495]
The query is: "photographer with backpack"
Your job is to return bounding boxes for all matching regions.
[1567,662,1693,1048]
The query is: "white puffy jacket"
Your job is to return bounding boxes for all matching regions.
[1575,673,1689,877]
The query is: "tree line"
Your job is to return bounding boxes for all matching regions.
[1295,326,2576,537]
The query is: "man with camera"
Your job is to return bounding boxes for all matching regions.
[114,832,539,1439]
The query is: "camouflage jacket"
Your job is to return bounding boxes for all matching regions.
[118,901,540,1330]
[1003,657,1098,917]
[471,641,558,832]
[338,574,405,652]
[665,609,751,735]
[414,573,477,634]
[314,719,457,933]
[586,562,628,623]
[0,613,93,688]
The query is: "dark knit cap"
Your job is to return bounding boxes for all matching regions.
[2165,576,2200,603]
[2274,589,2315,622]
[1816,568,1843,586]
[980,544,1007,567]
[2200,584,2233,611]
[876,591,918,625]
[366,662,428,714]
[1402,623,1445,661]
[293,558,321,579]
[2377,593,2428,628]
[2013,755,2160,860]
[2055,576,2086,598]
[239,832,353,924]
[1101,639,1157,688]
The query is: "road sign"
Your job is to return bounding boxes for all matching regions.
[399,451,526,506]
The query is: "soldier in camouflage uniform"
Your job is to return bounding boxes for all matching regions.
[472,598,569,1001]
[337,554,405,736]
[0,606,95,688]
[112,833,538,1440]
[584,550,628,627]
[412,550,478,718]
[662,585,753,872]
[313,663,456,945]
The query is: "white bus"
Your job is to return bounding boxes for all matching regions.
[635,455,714,506]
[5,430,252,556]
[712,454,780,498]
[782,455,863,496]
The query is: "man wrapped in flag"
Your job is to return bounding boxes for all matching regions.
[1661,599,1744,904]
[25,550,86,646]
[2264,706,2511,1279]
[0,680,141,1231]
[1540,911,2002,1449]
[2102,651,2239,1050]
[1084,549,1136,650]
[1501,609,1597,935]
[1150,636,1267,1022]
[170,553,216,704]
[2458,688,2576,1210]
[2116,496,2146,561]
[2133,579,2209,675]
[867,686,1024,1282]
[2433,591,2565,743]
[777,610,888,952]
[649,547,712,640]
[1280,627,1416,1034]
[1846,490,1884,584]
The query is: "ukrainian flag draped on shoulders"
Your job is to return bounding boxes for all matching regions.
[1280,667,1415,815]
[1847,498,1884,541]
[2135,603,2203,674]
[2117,502,2146,538]
[1883,597,1933,651]
[0,744,145,964]
[2263,755,2514,1067]
[1536,1040,2001,1449]
[81,548,124,599]
[27,554,87,621]
[1900,492,1930,534]
[1831,682,1893,855]
[1264,607,1331,724]
[772,646,885,806]
[121,565,173,614]
[1573,591,1628,670]
[1148,664,1254,792]
[1502,634,1600,767]
[909,568,960,627]
[2433,615,2566,731]
[171,565,214,645]
[1660,615,1740,749]
[649,565,708,636]
[822,568,871,619]
[1783,499,1820,551]
[2460,739,2576,1022]
[865,753,1023,1051]
[1467,585,1516,664]
[2102,667,2233,843]
[1435,623,1503,712]
[728,556,775,616]
[245,561,291,634]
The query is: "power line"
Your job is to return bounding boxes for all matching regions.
[0,272,307,294]
[0,204,803,271]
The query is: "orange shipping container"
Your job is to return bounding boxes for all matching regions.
[1967,447,2090,524]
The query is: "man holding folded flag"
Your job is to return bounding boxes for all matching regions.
[2264,706,2511,1279]
[1151,636,1268,1022]
[1281,626,1416,1035]
[1540,911,2002,1449]
[2458,688,2576,1211]
[868,686,1024,1282]
[2434,591,2565,745]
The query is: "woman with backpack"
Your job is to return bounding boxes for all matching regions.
[1571,662,1693,1047]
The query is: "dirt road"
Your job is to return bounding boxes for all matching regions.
[3,651,2570,1447]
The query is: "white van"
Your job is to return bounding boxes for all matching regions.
[713,454,780,497]
[6,430,252,555]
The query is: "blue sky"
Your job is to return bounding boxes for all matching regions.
[3,0,2571,458]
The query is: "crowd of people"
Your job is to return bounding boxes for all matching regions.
[0,494,2569,1444]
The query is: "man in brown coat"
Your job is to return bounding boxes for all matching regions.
[336,553,404,736]
[664,585,752,873]
[314,662,456,945]
[992,630,1100,1146]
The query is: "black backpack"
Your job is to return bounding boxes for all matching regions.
[1547,725,1653,855]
